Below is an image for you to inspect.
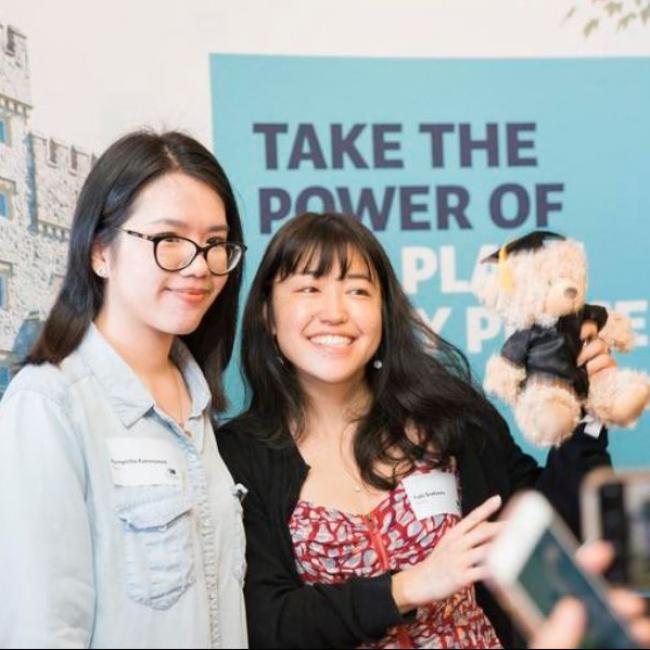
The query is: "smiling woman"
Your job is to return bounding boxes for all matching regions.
[217,211,616,650]
[0,131,248,649]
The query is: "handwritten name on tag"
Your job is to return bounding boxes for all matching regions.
[106,438,182,487]
[403,470,461,521]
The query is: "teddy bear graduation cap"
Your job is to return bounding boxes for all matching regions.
[482,229,566,259]
[475,229,650,447]
[481,230,566,293]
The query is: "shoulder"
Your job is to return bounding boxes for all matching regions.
[2,363,71,408]
[216,413,268,446]
[215,419,255,460]
[217,416,274,476]
[464,405,514,458]
[0,363,87,465]
[2,353,91,410]
[216,415,299,485]
[217,412,293,454]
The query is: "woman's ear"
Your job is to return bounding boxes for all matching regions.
[91,242,110,279]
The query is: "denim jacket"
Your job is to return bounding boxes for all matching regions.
[0,325,247,648]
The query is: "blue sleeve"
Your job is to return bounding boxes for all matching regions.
[0,388,95,648]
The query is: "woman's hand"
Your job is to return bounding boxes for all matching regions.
[578,321,617,378]
[391,495,503,613]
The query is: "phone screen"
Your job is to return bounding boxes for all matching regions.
[517,528,639,649]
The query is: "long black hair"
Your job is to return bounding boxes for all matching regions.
[231,212,499,490]
[27,130,244,412]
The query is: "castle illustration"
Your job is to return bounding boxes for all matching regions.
[0,22,93,396]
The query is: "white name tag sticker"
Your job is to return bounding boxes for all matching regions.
[106,438,182,487]
[403,470,461,521]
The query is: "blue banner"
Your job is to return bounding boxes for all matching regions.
[210,54,650,465]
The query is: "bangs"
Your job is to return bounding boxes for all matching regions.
[273,218,376,282]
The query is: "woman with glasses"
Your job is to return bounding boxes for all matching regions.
[0,131,247,648]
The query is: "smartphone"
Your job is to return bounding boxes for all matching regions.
[582,467,650,591]
[485,490,639,649]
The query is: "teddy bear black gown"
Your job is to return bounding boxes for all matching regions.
[500,304,608,400]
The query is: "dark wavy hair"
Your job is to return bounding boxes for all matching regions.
[27,130,244,412]
[229,212,498,490]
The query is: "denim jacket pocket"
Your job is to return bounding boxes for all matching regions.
[117,492,195,610]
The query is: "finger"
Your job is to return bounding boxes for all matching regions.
[609,588,647,619]
[581,321,599,342]
[575,540,614,574]
[452,495,502,537]
[577,338,608,367]
[585,354,617,377]
[465,564,490,585]
[630,618,650,647]
[460,520,506,552]
[528,598,587,649]
[464,541,494,568]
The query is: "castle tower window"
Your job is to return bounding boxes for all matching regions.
[0,262,13,309]
[0,178,15,219]
[0,365,9,396]
[48,140,58,165]
[5,28,16,55]
[0,117,7,145]
[70,146,78,171]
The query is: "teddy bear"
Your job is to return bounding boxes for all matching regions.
[474,230,650,447]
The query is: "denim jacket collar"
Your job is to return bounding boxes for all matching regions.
[76,324,211,428]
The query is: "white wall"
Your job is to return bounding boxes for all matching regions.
[2,0,650,154]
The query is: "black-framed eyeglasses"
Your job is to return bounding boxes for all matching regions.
[118,228,246,276]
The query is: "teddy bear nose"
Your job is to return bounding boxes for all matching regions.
[564,287,578,299]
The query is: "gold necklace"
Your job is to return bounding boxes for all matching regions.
[346,467,363,494]
[344,471,363,494]
[339,442,364,494]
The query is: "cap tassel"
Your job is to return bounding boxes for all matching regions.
[498,246,513,291]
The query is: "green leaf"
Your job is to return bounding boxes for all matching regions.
[618,12,638,27]
[584,17,600,35]
[604,1,624,15]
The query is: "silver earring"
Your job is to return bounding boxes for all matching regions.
[97,266,106,277]
[373,359,383,370]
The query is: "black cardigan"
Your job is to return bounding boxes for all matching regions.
[217,415,611,649]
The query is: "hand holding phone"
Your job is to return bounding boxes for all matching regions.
[529,542,650,649]
[485,491,640,649]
